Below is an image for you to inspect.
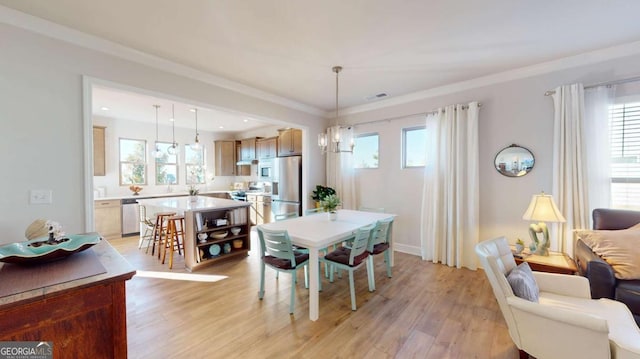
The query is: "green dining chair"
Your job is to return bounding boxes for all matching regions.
[319,224,375,311]
[367,217,394,291]
[274,212,299,221]
[304,207,323,215]
[257,227,309,314]
[358,206,385,213]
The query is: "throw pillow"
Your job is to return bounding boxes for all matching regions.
[507,262,539,302]
[576,225,640,280]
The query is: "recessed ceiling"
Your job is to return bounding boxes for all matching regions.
[3,0,640,112]
[92,86,268,132]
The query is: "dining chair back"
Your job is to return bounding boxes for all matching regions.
[319,224,375,310]
[358,206,385,213]
[367,217,394,290]
[274,212,299,221]
[257,227,309,314]
[304,208,323,216]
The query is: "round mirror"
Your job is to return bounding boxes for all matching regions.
[494,144,534,177]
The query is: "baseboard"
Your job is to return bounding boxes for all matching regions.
[393,243,421,257]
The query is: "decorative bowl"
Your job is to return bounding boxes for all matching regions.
[209,244,221,256]
[197,233,208,242]
[0,232,102,264]
[232,239,243,249]
[230,227,241,236]
[211,231,228,239]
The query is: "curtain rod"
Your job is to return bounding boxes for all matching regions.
[352,102,482,127]
[544,75,640,96]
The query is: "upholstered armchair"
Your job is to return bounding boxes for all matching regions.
[476,236,640,359]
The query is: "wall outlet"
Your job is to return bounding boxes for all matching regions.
[30,189,52,204]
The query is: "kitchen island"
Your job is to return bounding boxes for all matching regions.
[137,196,251,271]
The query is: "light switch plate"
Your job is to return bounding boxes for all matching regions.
[30,189,52,204]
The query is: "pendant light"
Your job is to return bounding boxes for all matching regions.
[318,65,354,153]
[190,108,201,150]
[167,104,179,155]
[150,104,163,158]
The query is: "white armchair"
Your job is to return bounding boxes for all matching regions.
[476,236,640,359]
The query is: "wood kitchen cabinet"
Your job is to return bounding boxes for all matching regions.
[257,137,278,159]
[214,140,237,176]
[240,137,260,162]
[94,199,121,239]
[93,126,106,176]
[277,128,302,157]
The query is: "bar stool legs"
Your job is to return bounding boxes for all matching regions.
[150,212,176,257]
[162,215,185,269]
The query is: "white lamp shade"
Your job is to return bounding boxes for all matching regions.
[522,192,566,223]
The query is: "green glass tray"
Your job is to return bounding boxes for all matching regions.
[0,232,102,264]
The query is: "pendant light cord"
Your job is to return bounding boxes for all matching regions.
[333,66,342,120]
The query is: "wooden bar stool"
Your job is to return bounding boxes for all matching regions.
[162,214,185,269]
[151,212,176,257]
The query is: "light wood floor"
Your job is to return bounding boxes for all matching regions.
[109,233,518,359]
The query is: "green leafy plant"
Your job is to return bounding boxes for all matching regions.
[188,185,200,196]
[320,194,341,212]
[311,185,336,202]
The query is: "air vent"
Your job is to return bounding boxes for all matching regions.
[365,93,389,101]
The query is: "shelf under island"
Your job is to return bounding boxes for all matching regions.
[137,196,252,271]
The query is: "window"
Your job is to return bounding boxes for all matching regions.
[185,145,205,184]
[403,126,426,168]
[119,138,146,185]
[353,133,379,168]
[155,142,178,185]
[610,101,640,209]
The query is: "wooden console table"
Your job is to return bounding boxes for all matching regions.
[512,247,577,275]
[0,239,135,358]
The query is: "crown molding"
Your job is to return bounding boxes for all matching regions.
[343,40,640,116]
[0,5,325,117]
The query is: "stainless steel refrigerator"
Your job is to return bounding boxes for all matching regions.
[271,156,302,218]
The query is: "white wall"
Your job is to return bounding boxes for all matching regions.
[0,23,326,242]
[344,53,640,257]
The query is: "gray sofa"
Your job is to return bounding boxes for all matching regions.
[574,208,640,327]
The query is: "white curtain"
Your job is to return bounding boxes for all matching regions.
[551,84,590,256]
[584,85,616,217]
[326,126,356,209]
[420,102,479,269]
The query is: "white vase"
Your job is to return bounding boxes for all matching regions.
[328,211,337,221]
[189,195,198,202]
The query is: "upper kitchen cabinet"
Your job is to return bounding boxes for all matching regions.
[257,137,277,159]
[93,126,106,176]
[214,140,237,176]
[277,128,302,157]
[239,137,261,162]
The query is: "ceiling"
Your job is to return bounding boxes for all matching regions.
[4,1,640,126]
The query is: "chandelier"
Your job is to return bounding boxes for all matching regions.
[318,66,354,154]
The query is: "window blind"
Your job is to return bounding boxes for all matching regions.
[610,102,640,209]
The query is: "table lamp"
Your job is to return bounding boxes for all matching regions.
[522,192,566,256]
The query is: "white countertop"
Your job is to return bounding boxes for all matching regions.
[136,195,249,213]
[94,190,232,202]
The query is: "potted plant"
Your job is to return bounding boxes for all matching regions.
[320,194,341,221]
[188,185,199,202]
[311,185,336,207]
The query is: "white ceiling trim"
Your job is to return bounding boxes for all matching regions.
[3,5,640,120]
[344,39,640,116]
[0,5,325,117]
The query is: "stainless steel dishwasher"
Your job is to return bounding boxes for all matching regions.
[121,198,140,236]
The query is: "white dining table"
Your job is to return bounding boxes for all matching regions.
[257,209,395,321]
